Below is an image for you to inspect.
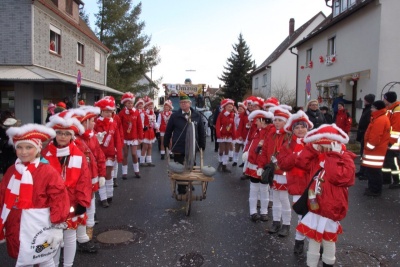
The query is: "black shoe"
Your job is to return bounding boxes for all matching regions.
[101,200,109,208]
[217,162,223,172]
[268,221,281,234]
[358,175,367,181]
[278,225,290,237]
[239,163,244,168]
[322,262,334,267]
[260,214,269,221]
[140,162,148,167]
[77,240,99,253]
[134,172,141,179]
[94,214,99,224]
[107,197,113,203]
[229,157,233,162]
[364,191,381,197]
[294,240,304,255]
[113,178,118,187]
[240,175,249,180]
[169,154,174,159]
[147,162,156,167]
[232,162,237,167]
[250,213,260,222]
[389,183,400,189]
[122,175,127,180]
[161,154,165,160]
[222,165,231,173]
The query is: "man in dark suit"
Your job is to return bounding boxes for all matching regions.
[164,93,206,194]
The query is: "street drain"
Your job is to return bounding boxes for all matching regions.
[178,252,204,267]
[336,248,381,266]
[95,225,146,248]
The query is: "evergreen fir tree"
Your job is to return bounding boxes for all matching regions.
[95,0,160,93]
[219,34,255,103]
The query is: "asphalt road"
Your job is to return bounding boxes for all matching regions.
[1,138,399,266]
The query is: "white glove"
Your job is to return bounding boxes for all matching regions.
[47,228,63,248]
[319,161,325,168]
[242,151,248,162]
[96,131,106,144]
[99,177,106,187]
[257,168,263,176]
[331,141,342,153]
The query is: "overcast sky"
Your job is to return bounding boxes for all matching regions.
[84,0,332,90]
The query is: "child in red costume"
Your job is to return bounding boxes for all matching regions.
[233,100,249,167]
[277,110,314,255]
[140,96,158,167]
[118,92,143,179]
[68,107,106,253]
[135,98,145,161]
[216,98,236,173]
[94,96,123,208]
[43,111,92,267]
[295,124,355,267]
[242,110,274,222]
[157,100,173,160]
[0,124,69,266]
[261,105,292,237]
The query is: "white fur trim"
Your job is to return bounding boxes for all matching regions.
[46,115,85,135]
[79,106,101,115]
[6,123,56,145]
[284,110,313,133]
[248,110,274,121]
[303,123,349,144]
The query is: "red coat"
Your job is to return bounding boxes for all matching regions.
[235,112,249,141]
[260,127,291,175]
[335,109,352,134]
[216,111,236,139]
[118,107,144,141]
[143,109,157,141]
[0,163,70,259]
[94,117,123,162]
[277,135,309,195]
[362,108,390,168]
[295,145,356,221]
[244,127,270,178]
[112,113,124,143]
[158,111,172,133]
[82,132,106,178]
[42,143,92,210]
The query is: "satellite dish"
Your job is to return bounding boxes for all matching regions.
[184,122,196,171]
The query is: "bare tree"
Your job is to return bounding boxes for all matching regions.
[272,81,296,107]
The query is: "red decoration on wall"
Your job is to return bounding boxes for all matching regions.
[319,56,324,63]
[308,60,313,68]
[318,95,323,103]
[300,66,305,69]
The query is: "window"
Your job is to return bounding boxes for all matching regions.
[328,36,336,56]
[254,77,259,89]
[77,42,84,64]
[51,0,58,6]
[333,0,356,17]
[66,0,73,15]
[94,51,100,71]
[263,74,267,86]
[306,48,312,67]
[49,25,61,54]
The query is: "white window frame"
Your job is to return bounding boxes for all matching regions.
[333,0,357,17]
[94,51,101,71]
[77,42,84,64]
[49,25,61,54]
[328,36,336,56]
[306,48,312,67]
[263,73,267,86]
[254,77,259,89]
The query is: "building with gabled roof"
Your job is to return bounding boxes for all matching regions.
[251,12,326,101]
[0,0,122,124]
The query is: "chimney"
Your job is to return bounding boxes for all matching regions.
[289,18,295,36]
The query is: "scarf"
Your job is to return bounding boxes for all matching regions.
[124,106,137,115]
[0,158,40,238]
[45,142,82,188]
[162,111,171,124]
[81,129,94,140]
